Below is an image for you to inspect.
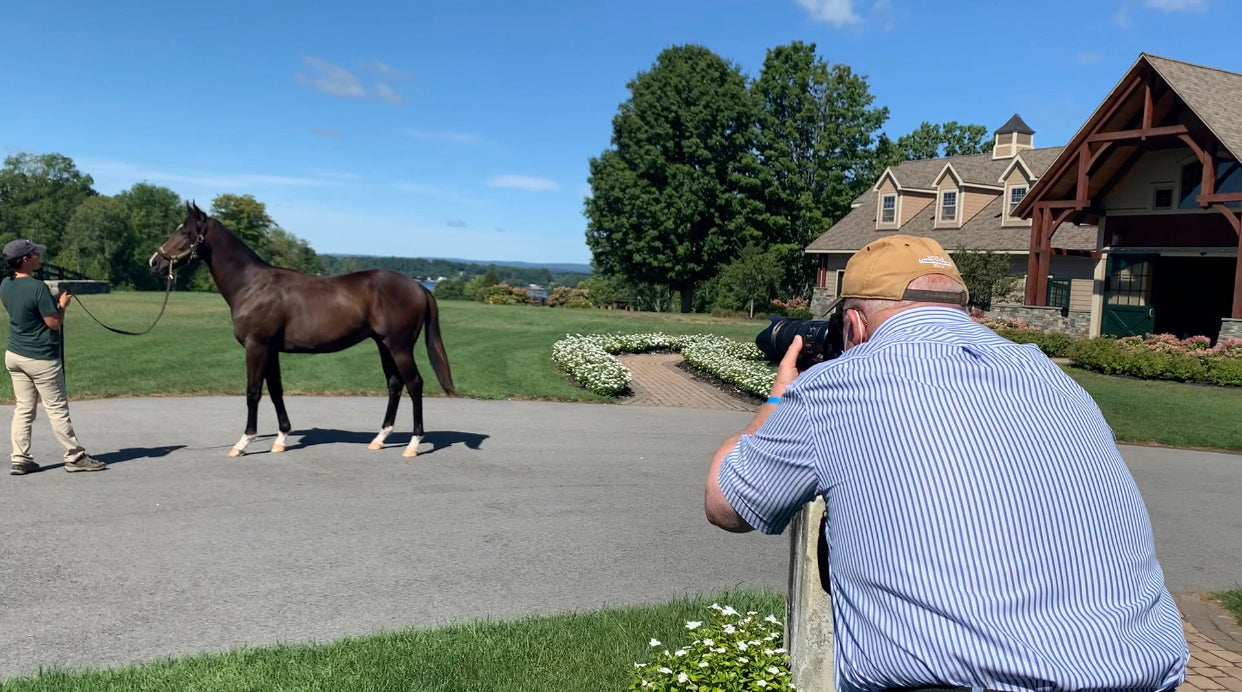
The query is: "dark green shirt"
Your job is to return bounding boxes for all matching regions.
[1,276,61,360]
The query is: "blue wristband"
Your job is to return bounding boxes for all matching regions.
[765,396,781,405]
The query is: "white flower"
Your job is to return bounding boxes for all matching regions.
[675,649,687,657]
[710,602,722,611]
[713,647,727,653]
[649,638,661,647]
[748,611,758,615]
[634,662,646,668]
[685,620,703,630]
[678,672,689,684]
[765,615,781,625]
[723,625,736,634]
[739,657,749,663]
[764,648,775,655]
[702,638,714,646]
[767,666,780,675]
[737,642,749,650]
[720,606,739,616]
[658,667,672,674]
[774,647,788,654]
[699,661,710,668]
[757,681,769,688]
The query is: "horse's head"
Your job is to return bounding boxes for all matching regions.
[150,202,210,276]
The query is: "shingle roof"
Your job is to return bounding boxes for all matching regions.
[1144,53,1242,162]
[994,113,1035,135]
[808,147,1097,253]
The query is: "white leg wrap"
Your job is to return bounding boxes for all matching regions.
[368,427,393,450]
[229,433,255,457]
[271,430,288,453]
[403,435,422,458]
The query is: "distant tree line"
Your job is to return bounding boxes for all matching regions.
[318,255,590,289]
[585,41,994,314]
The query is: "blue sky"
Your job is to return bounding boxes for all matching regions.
[1,0,1237,265]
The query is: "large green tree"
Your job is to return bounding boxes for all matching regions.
[0,153,97,252]
[895,121,994,161]
[266,226,319,274]
[59,196,136,285]
[750,42,891,296]
[117,183,184,289]
[210,193,274,257]
[585,44,759,313]
[717,244,784,318]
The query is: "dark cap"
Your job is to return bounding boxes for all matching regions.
[2,239,47,261]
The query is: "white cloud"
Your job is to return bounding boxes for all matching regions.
[1143,0,1206,10]
[393,181,489,206]
[79,158,338,192]
[361,60,414,80]
[295,57,405,104]
[375,83,403,104]
[1077,51,1103,65]
[295,57,366,98]
[403,129,482,144]
[795,0,861,26]
[487,175,560,192]
[1114,6,1132,26]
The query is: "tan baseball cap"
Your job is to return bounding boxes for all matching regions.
[841,235,969,305]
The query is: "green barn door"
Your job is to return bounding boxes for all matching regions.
[1101,254,1156,337]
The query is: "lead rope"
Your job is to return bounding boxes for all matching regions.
[61,269,177,393]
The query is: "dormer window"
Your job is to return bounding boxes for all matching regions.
[1006,185,1027,218]
[940,190,957,222]
[880,194,896,224]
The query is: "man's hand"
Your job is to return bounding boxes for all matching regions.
[769,335,803,400]
[57,292,73,309]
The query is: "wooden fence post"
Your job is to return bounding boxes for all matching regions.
[786,497,835,691]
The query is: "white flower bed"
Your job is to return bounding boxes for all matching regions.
[552,332,775,397]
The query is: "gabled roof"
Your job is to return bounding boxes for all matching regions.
[1014,53,1242,218]
[806,146,1095,253]
[994,113,1035,136]
[1144,53,1242,161]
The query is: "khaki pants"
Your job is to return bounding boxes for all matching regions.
[5,351,86,464]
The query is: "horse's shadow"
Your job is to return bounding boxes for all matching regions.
[40,445,186,471]
[285,428,488,455]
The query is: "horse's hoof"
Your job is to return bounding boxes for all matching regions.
[402,448,419,458]
[270,444,285,453]
[368,442,383,450]
[228,448,244,458]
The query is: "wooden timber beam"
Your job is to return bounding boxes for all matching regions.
[1051,248,1103,259]
[1085,124,1189,143]
[1025,207,1043,305]
[1216,204,1242,319]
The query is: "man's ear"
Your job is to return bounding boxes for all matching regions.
[844,308,867,349]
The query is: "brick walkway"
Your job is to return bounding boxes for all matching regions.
[619,352,1242,688]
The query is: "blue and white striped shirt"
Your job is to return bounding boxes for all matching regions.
[718,307,1188,691]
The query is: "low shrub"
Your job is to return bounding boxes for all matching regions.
[1067,335,1242,386]
[551,333,773,398]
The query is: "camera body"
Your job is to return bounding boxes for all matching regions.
[754,299,846,371]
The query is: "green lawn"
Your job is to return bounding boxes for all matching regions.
[0,590,784,692]
[10,292,760,404]
[4,291,1242,450]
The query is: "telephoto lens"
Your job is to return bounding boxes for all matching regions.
[754,304,845,371]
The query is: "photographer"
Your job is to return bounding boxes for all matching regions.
[705,235,1187,691]
[2,238,106,474]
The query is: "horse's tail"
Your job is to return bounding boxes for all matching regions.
[422,288,457,396]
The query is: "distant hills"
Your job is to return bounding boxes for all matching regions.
[330,254,592,275]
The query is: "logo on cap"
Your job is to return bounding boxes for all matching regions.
[918,255,953,268]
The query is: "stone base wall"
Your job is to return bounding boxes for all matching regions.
[810,287,839,318]
[987,304,1091,338]
[45,280,110,295]
[1221,318,1242,341]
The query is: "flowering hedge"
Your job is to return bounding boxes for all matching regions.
[1067,334,1242,386]
[629,603,793,691]
[551,332,774,398]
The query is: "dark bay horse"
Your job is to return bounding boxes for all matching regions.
[149,202,455,457]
